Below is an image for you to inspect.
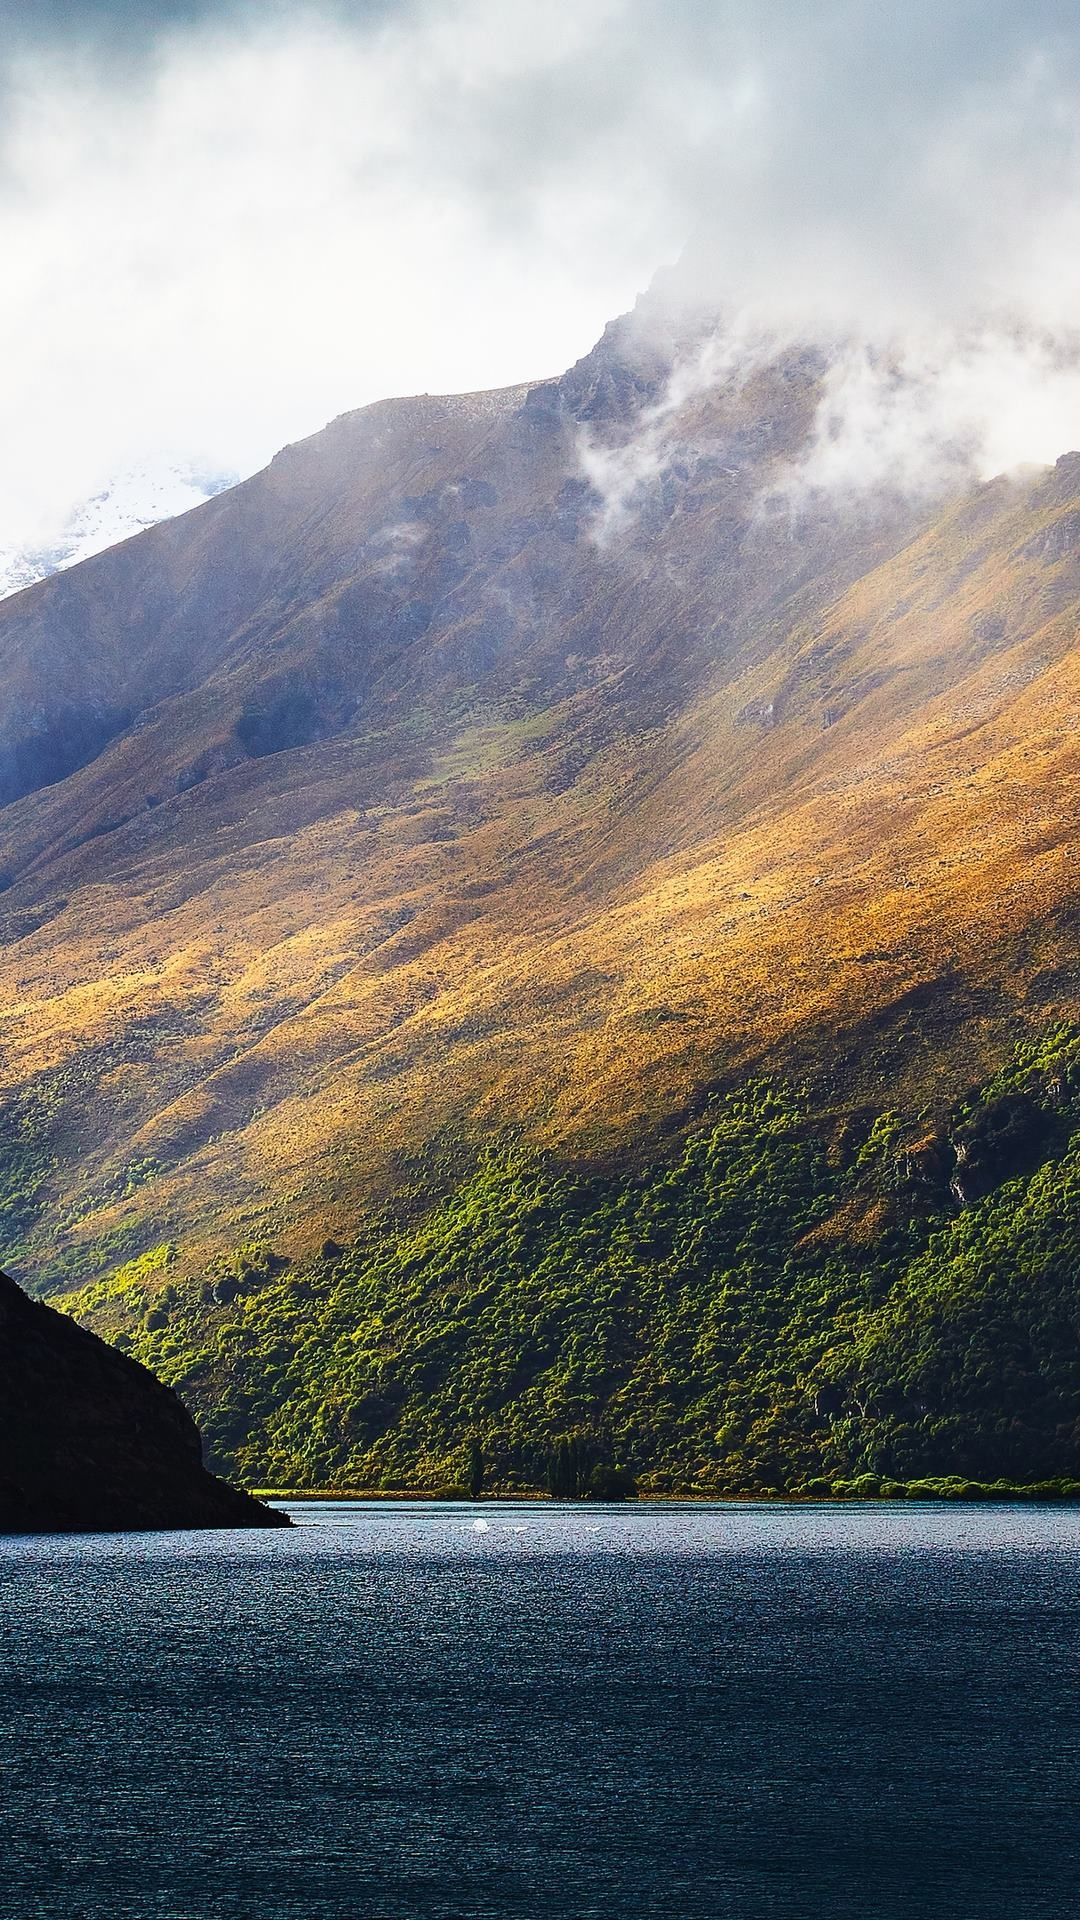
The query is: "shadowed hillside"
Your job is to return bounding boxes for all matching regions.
[0,300,1076,1308]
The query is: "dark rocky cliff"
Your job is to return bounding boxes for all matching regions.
[0,1267,287,1531]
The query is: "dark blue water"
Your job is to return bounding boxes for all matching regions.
[2,1501,1080,1919]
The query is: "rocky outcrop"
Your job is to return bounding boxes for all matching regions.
[0,1268,287,1532]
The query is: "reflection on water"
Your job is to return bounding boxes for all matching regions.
[2,1501,1079,1918]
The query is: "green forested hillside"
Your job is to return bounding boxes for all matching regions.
[58,1023,1080,1498]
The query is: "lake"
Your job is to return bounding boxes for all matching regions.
[2,1500,1080,1918]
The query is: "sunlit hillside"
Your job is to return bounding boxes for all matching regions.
[0,306,1076,1320]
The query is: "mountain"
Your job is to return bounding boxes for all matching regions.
[0,1264,286,1530]
[56,1026,1080,1499]
[0,462,235,601]
[0,297,1077,1493]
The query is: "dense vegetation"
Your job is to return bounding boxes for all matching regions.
[58,1024,1080,1498]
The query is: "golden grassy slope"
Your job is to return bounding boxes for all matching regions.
[0,335,1076,1289]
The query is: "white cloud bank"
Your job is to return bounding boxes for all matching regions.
[6,0,1080,551]
[0,0,727,551]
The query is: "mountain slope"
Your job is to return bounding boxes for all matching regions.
[0,305,1076,1307]
[56,1024,1080,1497]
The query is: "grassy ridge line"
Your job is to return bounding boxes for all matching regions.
[58,1023,1080,1496]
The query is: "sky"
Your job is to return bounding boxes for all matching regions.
[5,0,1080,552]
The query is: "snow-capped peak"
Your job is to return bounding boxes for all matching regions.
[0,461,236,602]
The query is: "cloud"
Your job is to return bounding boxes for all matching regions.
[577,319,777,543]
[664,1,1080,329]
[6,1,1080,552]
[573,1,1080,533]
[0,0,710,549]
[772,329,1080,512]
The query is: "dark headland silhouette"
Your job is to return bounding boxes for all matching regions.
[0,1266,286,1531]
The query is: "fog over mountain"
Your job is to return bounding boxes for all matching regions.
[7,1,1080,563]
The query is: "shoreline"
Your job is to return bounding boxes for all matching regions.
[251,1483,1080,1506]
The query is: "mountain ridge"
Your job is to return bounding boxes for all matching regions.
[0,307,1075,1309]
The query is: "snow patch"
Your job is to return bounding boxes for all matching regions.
[0,461,236,602]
